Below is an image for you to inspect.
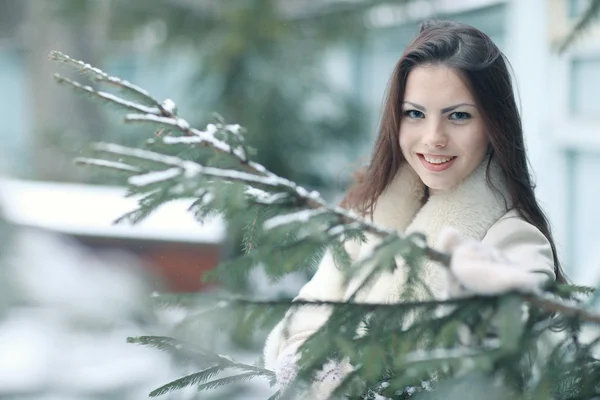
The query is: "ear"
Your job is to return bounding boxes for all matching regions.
[437,226,464,253]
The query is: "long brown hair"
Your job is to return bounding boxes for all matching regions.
[341,19,567,284]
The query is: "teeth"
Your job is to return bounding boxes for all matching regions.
[423,155,454,164]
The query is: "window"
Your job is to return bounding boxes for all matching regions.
[570,56,600,117]
[0,49,31,176]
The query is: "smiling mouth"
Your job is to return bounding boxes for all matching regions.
[417,154,457,172]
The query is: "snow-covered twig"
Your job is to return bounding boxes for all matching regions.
[263,209,328,230]
[54,74,161,115]
[74,157,142,173]
[244,188,291,205]
[49,51,163,110]
[129,168,182,187]
[94,143,299,191]
[131,114,269,174]
[131,115,245,158]
[126,114,191,132]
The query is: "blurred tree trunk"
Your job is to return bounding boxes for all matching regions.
[23,0,111,181]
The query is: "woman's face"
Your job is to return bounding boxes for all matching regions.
[399,64,489,193]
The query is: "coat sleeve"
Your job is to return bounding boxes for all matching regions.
[480,211,556,286]
[263,239,361,370]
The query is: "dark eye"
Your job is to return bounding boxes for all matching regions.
[449,111,471,121]
[404,109,425,119]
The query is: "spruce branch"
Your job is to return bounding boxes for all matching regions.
[221,293,600,327]
[53,74,161,115]
[49,51,164,109]
[128,335,274,377]
[192,372,265,392]
[523,293,600,325]
[73,157,142,173]
[129,335,275,396]
[137,114,273,173]
[93,143,291,189]
[148,367,226,396]
[221,296,486,314]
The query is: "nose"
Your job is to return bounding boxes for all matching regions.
[422,122,448,149]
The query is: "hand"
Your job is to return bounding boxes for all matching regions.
[438,227,542,296]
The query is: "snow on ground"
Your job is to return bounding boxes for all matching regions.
[0,227,177,398]
[0,226,275,398]
[0,179,276,398]
[0,179,225,244]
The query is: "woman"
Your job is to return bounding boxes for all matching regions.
[263,19,567,398]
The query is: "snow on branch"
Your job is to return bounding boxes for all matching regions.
[129,114,265,173]
[126,113,191,131]
[244,187,291,205]
[94,143,294,190]
[49,51,163,109]
[74,157,142,173]
[54,74,161,115]
[263,209,328,230]
[128,114,240,157]
[326,222,363,238]
[129,168,182,187]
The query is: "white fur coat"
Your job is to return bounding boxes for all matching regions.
[263,159,556,397]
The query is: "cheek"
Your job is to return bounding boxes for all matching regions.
[459,125,488,155]
[399,124,416,153]
[472,129,490,156]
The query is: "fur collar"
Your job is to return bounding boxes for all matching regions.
[352,158,511,302]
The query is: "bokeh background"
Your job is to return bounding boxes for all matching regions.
[0,0,599,398]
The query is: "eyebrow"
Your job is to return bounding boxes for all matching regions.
[403,101,476,113]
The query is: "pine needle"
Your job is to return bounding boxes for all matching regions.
[49,51,162,108]
[148,366,225,396]
[194,371,263,392]
[53,74,161,115]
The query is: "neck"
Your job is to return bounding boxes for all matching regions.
[427,187,439,197]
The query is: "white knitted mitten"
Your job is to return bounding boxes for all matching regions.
[438,227,542,297]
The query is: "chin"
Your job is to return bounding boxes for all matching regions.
[423,178,455,192]
[427,184,453,192]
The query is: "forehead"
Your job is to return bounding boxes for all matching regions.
[403,64,474,104]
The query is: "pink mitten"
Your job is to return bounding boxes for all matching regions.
[438,227,542,296]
